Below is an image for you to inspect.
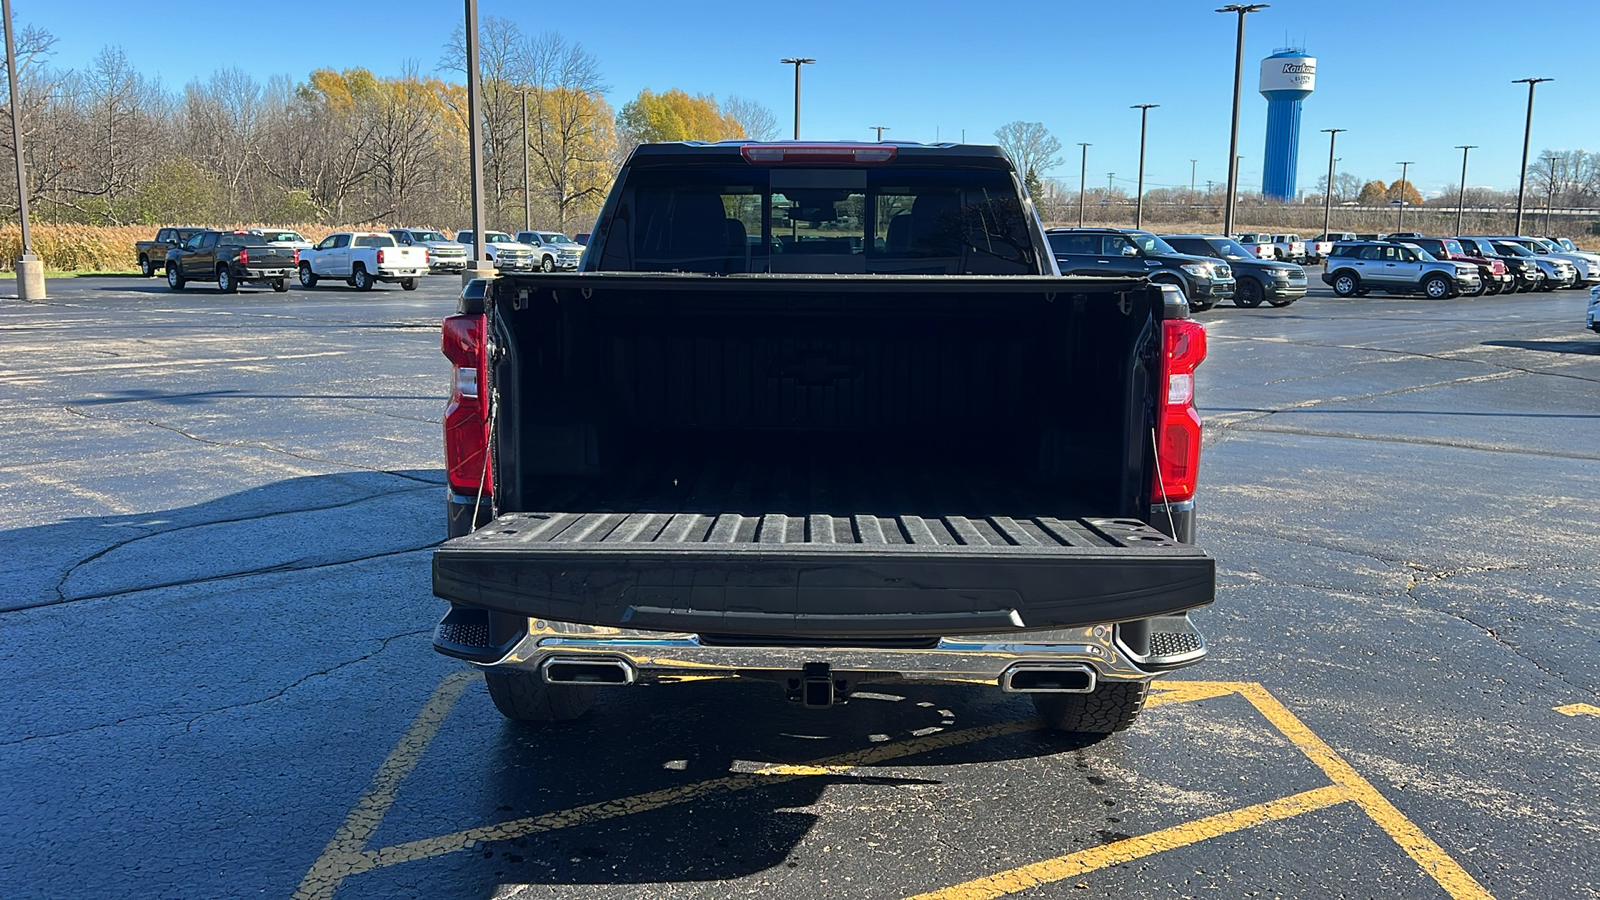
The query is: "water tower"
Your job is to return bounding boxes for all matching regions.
[1259,49,1316,201]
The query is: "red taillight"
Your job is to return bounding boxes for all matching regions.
[1153,319,1206,505]
[442,314,491,495]
[740,143,897,164]
[377,248,386,264]
[239,248,249,265]
[293,249,300,264]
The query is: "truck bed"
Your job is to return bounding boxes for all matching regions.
[433,452,1213,637]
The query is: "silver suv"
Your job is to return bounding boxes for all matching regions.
[1322,241,1480,298]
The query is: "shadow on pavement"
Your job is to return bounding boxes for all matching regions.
[1483,338,1600,355]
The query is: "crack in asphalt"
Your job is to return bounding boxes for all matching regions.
[0,628,432,748]
[60,405,444,484]
[3,482,439,615]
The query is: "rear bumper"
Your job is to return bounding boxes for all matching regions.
[434,611,1207,685]
[377,268,428,280]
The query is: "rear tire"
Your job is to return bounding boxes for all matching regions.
[217,267,237,294]
[1234,276,1264,308]
[484,669,597,723]
[401,277,418,291]
[352,266,373,291]
[1032,680,1148,735]
[299,264,318,288]
[139,256,155,277]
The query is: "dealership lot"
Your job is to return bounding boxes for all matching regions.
[1,275,1596,899]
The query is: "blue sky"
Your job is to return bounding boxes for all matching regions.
[19,0,1595,196]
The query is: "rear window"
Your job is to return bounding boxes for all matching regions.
[599,166,1040,275]
[218,234,271,247]
[354,235,396,248]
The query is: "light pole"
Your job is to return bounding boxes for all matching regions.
[1320,128,1344,240]
[1217,3,1269,236]
[780,57,815,140]
[1454,145,1476,236]
[2,0,40,298]
[1132,104,1158,228]
[464,0,492,285]
[870,125,889,141]
[1393,161,1413,232]
[1077,142,1090,227]
[1542,154,1558,236]
[518,88,531,232]
[1512,77,1552,236]
[1190,159,1198,195]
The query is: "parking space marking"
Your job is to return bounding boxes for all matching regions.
[904,681,1492,900]
[903,785,1352,900]
[295,676,1492,900]
[1554,703,1600,717]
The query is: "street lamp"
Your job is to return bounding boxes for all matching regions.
[2,0,41,298]
[870,125,890,141]
[1320,128,1345,240]
[1454,145,1476,237]
[1132,104,1158,228]
[1541,154,1559,236]
[780,57,815,140]
[1394,161,1414,231]
[1077,142,1090,227]
[1512,77,1552,236]
[1216,3,1269,236]
[463,0,492,285]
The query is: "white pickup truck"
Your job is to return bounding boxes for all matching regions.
[298,232,429,291]
[454,230,538,272]
[1268,233,1307,263]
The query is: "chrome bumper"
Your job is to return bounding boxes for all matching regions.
[474,615,1204,686]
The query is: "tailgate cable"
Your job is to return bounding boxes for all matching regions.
[1150,429,1177,538]
[470,386,498,532]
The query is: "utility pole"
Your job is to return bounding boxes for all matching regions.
[1077,142,1090,227]
[1541,154,1559,236]
[1190,159,1198,195]
[1131,104,1158,229]
[870,125,889,141]
[1512,77,1552,236]
[1454,145,1476,236]
[463,0,493,286]
[780,57,815,140]
[519,88,531,233]
[1394,161,1413,232]
[1320,128,1344,240]
[1107,172,1115,196]
[3,0,40,298]
[1217,4,1269,236]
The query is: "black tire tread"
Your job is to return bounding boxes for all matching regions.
[483,669,597,722]
[1032,680,1148,734]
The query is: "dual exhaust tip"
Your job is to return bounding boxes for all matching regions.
[1000,663,1097,693]
[541,656,635,686]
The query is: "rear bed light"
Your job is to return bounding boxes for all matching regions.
[442,313,491,495]
[1153,319,1206,505]
[740,143,897,164]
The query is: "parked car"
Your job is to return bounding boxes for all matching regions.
[1048,227,1234,311]
[1163,234,1305,307]
[454,229,537,272]
[1589,284,1600,333]
[1045,230,1150,279]
[1454,237,1545,293]
[1476,239,1576,291]
[1471,235,1596,287]
[297,231,428,291]
[1232,233,1275,259]
[1389,237,1513,296]
[249,229,313,255]
[433,140,1215,734]
[514,231,585,271]
[390,228,470,273]
[1546,236,1582,253]
[1322,241,1480,298]
[136,227,206,277]
[1267,233,1306,263]
[164,230,297,293]
[1312,232,1357,244]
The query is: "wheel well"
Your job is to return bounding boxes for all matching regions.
[1330,267,1358,280]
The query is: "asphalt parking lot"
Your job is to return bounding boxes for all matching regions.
[2,272,1597,899]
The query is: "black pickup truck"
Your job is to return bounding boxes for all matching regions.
[164,230,298,293]
[431,142,1214,735]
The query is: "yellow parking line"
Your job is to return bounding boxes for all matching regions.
[292,670,478,900]
[349,716,1043,875]
[1235,683,1494,900]
[1554,703,1600,717]
[903,785,1352,900]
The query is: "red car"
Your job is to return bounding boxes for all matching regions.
[1398,237,1513,295]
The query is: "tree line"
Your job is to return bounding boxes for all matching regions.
[0,16,778,233]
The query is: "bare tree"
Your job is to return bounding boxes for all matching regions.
[993,121,1062,184]
[724,95,779,141]
[521,32,614,230]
